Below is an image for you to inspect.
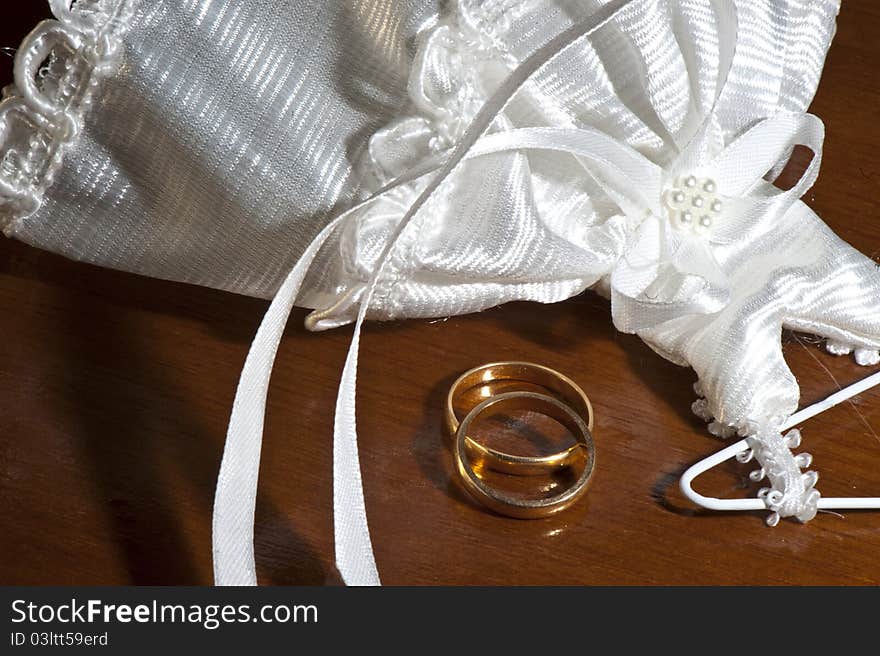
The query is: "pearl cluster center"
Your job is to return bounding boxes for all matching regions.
[664,175,723,236]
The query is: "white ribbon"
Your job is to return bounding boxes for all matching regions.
[609,112,825,333]
[212,214,345,585]
[210,0,829,586]
[213,0,637,587]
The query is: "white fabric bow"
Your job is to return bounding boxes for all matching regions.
[211,0,840,586]
[464,113,825,336]
[606,112,824,333]
[212,112,825,584]
[1,0,874,586]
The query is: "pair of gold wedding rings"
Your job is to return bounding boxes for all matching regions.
[445,362,596,519]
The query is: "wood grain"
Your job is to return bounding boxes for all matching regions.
[1,4,879,586]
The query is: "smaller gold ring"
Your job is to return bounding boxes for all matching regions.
[454,391,595,519]
[446,362,593,475]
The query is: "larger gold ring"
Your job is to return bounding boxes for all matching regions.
[446,361,593,475]
[454,391,596,519]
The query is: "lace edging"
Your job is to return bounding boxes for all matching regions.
[692,381,820,525]
[0,0,134,236]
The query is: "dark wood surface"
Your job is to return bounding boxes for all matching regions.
[2,4,880,586]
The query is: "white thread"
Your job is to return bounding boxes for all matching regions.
[855,348,880,366]
[688,388,822,523]
[825,340,853,355]
[747,428,820,524]
[826,340,880,366]
[681,372,880,522]
[0,0,133,234]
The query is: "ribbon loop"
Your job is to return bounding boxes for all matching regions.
[213,0,638,588]
[711,113,825,198]
[212,0,829,586]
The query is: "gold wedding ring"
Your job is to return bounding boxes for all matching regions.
[445,361,593,475]
[454,391,596,519]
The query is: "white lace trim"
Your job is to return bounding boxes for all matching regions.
[0,0,134,235]
[692,381,820,525]
[362,0,540,188]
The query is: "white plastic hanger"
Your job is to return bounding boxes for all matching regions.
[680,370,880,513]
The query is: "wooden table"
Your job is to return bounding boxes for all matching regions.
[2,4,879,586]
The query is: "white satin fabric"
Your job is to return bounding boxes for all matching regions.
[214,0,880,585]
[4,0,880,585]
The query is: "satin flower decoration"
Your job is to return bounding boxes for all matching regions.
[307,0,880,526]
[6,0,879,589]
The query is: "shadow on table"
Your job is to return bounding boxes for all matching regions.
[48,272,325,584]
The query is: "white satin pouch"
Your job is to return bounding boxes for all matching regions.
[3,0,879,585]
